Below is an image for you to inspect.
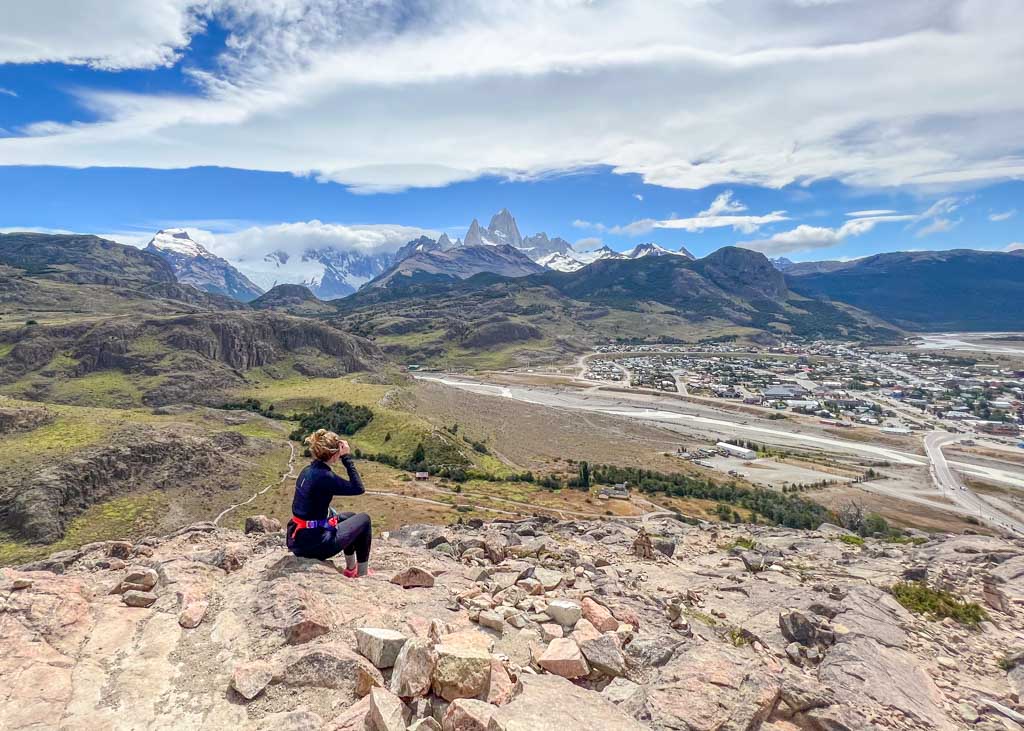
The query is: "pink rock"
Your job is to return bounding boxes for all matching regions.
[581,597,619,632]
[486,658,516,706]
[391,566,435,588]
[442,698,497,731]
[178,600,208,629]
[369,687,410,731]
[538,638,590,679]
[231,660,274,700]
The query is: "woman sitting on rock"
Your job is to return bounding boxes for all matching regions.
[287,428,373,577]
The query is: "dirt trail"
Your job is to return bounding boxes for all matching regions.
[213,441,298,526]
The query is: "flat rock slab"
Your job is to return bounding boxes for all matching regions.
[487,674,645,731]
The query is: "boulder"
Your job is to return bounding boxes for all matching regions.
[283,645,384,695]
[178,600,209,629]
[478,611,505,632]
[122,590,157,608]
[390,638,437,699]
[392,566,436,589]
[487,674,645,730]
[532,568,563,591]
[602,677,647,718]
[546,599,582,628]
[443,698,497,731]
[330,696,372,731]
[573,621,625,677]
[432,643,492,701]
[119,566,158,592]
[245,515,283,534]
[581,597,619,632]
[356,627,408,669]
[369,687,411,731]
[231,660,274,700]
[538,638,590,679]
[486,658,516,706]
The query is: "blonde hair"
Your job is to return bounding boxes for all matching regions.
[305,429,342,461]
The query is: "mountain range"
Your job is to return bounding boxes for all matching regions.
[135,209,697,300]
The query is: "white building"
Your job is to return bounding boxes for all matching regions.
[717,442,757,460]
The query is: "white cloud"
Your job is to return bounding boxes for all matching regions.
[632,193,643,201]
[739,217,886,256]
[0,88,17,97]
[205,220,438,264]
[846,209,897,217]
[1,1,1023,193]
[573,237,604,251]
[0,1,204,69]
[654,210,789,235]
[699,190,747,217]
[990,209,1017,221]
[1006,242,1024,251]
[915,217,961,237]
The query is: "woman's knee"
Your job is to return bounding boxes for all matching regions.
[358,512,372,532]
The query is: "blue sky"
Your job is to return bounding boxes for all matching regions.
[1,1,1022,262]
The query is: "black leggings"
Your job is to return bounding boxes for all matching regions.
[293,512,372,562]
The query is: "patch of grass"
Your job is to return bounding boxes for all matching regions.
[729,537,758,550]
[686,609,719,627]
[884,534,929,546]
[49,371,144,408]
[0,343,13,359]
[726,627,752,647]
[839,534,865,547]
[0,492,167,567]
[890,581,988,627]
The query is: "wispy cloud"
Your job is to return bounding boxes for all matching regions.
[632,193,643,201]
[990,209,1017,222]
[699,191,747,217]
[2,2,1024,193]
[1007,242,1023,252]
[0,88,17,98]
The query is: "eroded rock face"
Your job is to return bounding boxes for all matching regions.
[2,515,1023,730]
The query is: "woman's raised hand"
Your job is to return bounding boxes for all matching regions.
[337,439,351,457]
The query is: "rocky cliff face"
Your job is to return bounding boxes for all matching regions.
[4,515,1024,730]
[0,426,251,543]
[0,312,385,405]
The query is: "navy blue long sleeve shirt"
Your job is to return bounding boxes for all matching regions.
[291,456,365,520]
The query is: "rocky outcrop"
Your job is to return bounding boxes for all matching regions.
[1,311,384,405]
[0,427,249,542]
[0,405,52,433]
[2,515,1023,730]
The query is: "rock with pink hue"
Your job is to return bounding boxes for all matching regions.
[581,597,619,632]
[178,600,209,629]
[391,566,435,588]
[230,660,274,700]
[486,658,516,706]
[538,638,590,679]
[432,643,492,701]
[487,674,646,731]
[390,637,437,699]
[442,698,497,731]
[245,515,282,534]
[369,687,411,731]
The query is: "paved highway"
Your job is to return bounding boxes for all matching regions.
[925,431,1024,535]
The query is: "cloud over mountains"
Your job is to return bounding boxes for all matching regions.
[2,1,1023,193]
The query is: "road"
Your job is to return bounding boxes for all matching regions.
[924,431,1024,535]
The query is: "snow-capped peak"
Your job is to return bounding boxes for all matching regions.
[147,229,209,258]
[537,251,586,272]
[624,242,690,259]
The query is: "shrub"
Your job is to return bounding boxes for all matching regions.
[839,534,865,547]
[890,581,988,627]
[288,401,373,442]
